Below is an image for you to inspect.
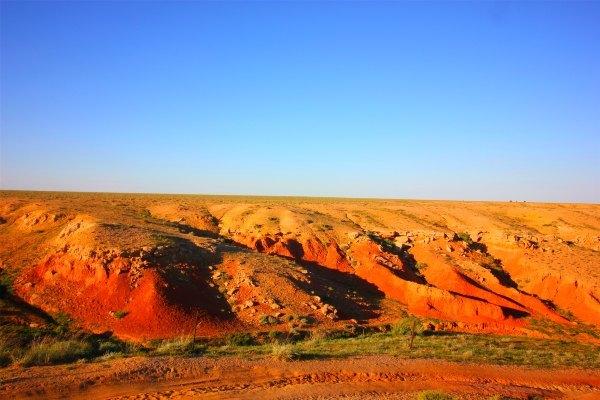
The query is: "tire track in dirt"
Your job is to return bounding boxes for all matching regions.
[2,356,599,399]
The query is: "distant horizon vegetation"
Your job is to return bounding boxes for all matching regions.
[0,188,597,205]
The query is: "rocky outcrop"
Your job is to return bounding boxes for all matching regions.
[15,242,237,340]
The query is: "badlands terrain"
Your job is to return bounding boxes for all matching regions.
[0,191,599,399]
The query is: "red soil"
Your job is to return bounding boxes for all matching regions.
[1,192,599,341]
[1,355,598,399]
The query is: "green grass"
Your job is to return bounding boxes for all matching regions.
[456,232,473,244]
[225,332,254,346]
[200,329,600,369]
[20,340,96,367]
[390,317,423,335]
[0,316,133,367]
[2,316,599,369]
[152,337,206,356]
[529,317,600,339]
[416,391,455,400]
[270,343,301,361]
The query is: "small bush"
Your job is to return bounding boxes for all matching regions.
[112,310,128,319]
[267,330,286,343]
[259,315,278,325]
[153,337,205,356]
[391,317,422,336]
[226,332,254,346]
[321,326,358,340]
[97,338,126,354]
[0,351,12,367]
[414,262,429,271]
[296,315,314,326]
[416,391,455,400]
[0,271,14,298]
[271,343,300,361]
[52,312,72,336]
[20,340,95,366]
[457,232,473,244]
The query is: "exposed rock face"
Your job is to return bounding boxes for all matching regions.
[1,193,599,341]
[16,242,237,340]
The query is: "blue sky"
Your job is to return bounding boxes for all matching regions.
[1,2,599,202]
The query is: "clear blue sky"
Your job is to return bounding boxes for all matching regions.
[1,2,599,202]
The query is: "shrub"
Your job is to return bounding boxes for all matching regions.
[414,262,429,271]
[97,338,126,354]
[287,328,306,342]
[259,315,278,325]
[267,330,286,343]
[226,332,254,346]
[321,326,358,340]
[457,232,473,244]
[0,351,12,367]
[296,315,314,326]
[0,271,14,298]
[271,344,300,361]
[20,339,95,366]
[391,317,422,336]
[153,337,205,356]
[112,310,128,319]
[416,391,455,400]
[52,312,72,336]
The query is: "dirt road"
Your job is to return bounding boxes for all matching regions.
[1,355,599,399]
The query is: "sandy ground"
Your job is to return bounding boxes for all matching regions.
[1,355,599,400]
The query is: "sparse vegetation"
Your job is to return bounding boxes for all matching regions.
[152,337,206,356]
[0,314,132,367]
[225,332,254,346]
[391,316,423,336]
[457,232,473,244]
[20,339,95,367]
[414,262,429,272]
[199,328,600,369]
[52,312,72,336]
[271,343,300,361]
[416,391,455,400]
[259,314,278,325]
[112,310,128,319]
[1,309,600,370]
[0,270,15,298]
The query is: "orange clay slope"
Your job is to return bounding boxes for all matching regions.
[0,191,599,341]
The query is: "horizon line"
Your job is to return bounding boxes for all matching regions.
[1,188,598,206]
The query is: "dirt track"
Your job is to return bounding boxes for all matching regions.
[1,355,599,399]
